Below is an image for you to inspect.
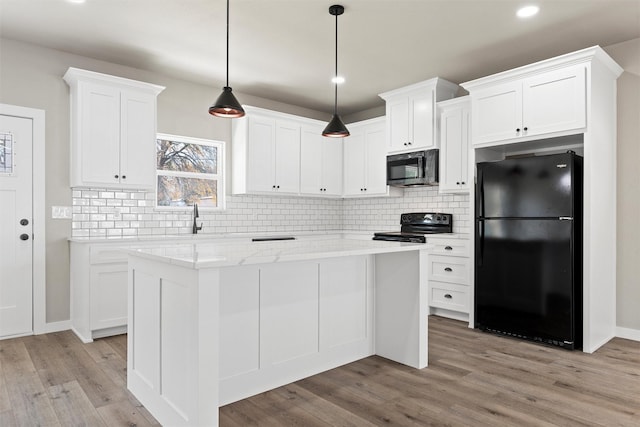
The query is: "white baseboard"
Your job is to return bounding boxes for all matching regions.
[616,326,640,342]
[38,320,71,334]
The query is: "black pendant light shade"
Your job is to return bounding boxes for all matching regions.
[209,87,244,118]
[209,0,245,118]
[322,4,349,137]
[323,114,349,137]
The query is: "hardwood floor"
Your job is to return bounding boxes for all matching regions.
[1,316,639,426]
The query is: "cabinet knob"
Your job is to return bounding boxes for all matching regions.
[20,233,30,241]
[456,182,460,185]
[444,246,453,251]
[364,188,367,191]
[461,181,465,185]
[114,174,119,179]
[523,127,528,131]
[444,267,453,272]
[403,143,407,146]
[277,185,280,189]
[444,294,452,299]
[516,128,521,133]
[360,188,364,191]
[122,175,126,179]
[272,185,276,189]
[408,142,412,145]
[20,219,29,226]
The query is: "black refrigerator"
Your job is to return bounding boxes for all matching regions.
[475,152,582,350]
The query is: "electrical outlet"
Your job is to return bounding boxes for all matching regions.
[52,206,72,219]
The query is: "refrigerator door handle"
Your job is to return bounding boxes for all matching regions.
[477,220,485,267]
[478,168,485,218]
[559,217,573,220]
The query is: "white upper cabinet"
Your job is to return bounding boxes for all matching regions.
[234,108,301,195]
[379,78,459,154]
[464,63,587,147]
[438,97,470,194]
[300,125,343,197]
[343,117,401,197]
[64,68,165,189]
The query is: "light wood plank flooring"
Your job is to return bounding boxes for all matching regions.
[1,316,638,426]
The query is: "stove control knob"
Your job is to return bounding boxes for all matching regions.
[401,214,410,223]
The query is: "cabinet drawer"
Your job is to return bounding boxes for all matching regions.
[90,244,129,264]
[427,238,470,256]
[429,281,469,313]
[428,254,469,285]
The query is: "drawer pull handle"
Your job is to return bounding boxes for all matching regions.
[444,294,452,299]
[444,246,453,251]
[444,267,453,272]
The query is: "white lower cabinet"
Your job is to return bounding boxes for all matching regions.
[218,256,372,405]
[89,264,128,331]
[70,242,128,342]
[427,237,471,321]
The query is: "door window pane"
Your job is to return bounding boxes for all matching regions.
[0,133,13,174]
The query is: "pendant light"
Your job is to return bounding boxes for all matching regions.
[322,4,349,137]
[209,0,245,118]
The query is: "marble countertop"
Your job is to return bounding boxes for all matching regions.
[69,230,469,244]
[125,237,431,269]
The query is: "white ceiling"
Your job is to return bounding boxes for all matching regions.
[1,0,639,116]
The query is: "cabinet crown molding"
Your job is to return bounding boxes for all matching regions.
[63,67,165,95]
[378,77,459,100]
[241,105,326,127]
[461,45,623,92]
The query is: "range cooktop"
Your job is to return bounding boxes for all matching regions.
[373,212,453,243]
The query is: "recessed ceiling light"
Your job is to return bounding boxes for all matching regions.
[332,76,345,84]
[517,5,539,18]
[67,0,86,4]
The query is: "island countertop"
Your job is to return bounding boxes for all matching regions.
[125,237,430,269]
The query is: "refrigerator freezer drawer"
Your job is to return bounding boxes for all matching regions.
[428,255,470,285]
[429,281,470,313]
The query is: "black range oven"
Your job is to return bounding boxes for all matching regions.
[373,212,453,243]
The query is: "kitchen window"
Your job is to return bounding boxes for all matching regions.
[156,133,224,209]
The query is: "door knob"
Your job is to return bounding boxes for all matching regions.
[20,234,30,241]
[20,219,29,226]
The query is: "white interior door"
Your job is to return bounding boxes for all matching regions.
[0,114,33,338]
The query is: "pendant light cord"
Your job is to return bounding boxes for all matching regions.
[334,11,338,115]
[226,0,230,87]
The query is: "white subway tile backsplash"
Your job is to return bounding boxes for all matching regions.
[71,186,470,238]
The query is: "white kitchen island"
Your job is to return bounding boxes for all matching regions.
[126,237,430,427]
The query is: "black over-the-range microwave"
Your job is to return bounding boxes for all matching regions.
[386,149,439,187]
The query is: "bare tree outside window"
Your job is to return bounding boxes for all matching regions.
[156,134,224,208]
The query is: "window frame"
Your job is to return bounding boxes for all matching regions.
[155,132,225,211]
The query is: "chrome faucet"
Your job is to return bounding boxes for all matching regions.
[192,203,203,234]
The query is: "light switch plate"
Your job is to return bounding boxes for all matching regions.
[52,206,72,219]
